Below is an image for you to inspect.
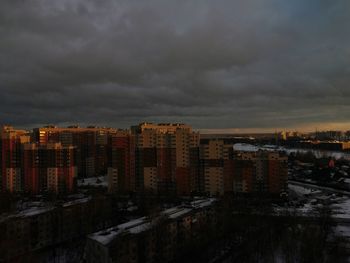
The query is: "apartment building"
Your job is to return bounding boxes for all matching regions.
[22,142,77,194]
[0,195,111,262]
[0,126,30,192]
[107,131,136,193]
[132,123,200,195]
[232,151,288,195]
[199,139,234,195]
[33,126,122,177]
[85,198,217,263]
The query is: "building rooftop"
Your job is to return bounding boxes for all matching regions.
[89,217,148,246]
[88,198,217,246]
[0,196,92,223]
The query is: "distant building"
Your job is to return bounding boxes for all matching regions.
[1,124,288,197]
[199,139,234,195]
[232,151,288,195]
[1,126,78,194]
[0,126,30,192]
[132,123,200,195]
[315,130,344,141]
[107,131,136,193]
[317,141,350,151]
[33,126,123,177]
[23,142,77,194]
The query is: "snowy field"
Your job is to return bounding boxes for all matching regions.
[234,143,350,160]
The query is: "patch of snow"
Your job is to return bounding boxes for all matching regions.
[77,176,108,187]
[234,143,350,160]
[289,184,312,196]
[332,198,350,219]
[233,143,260,152]
[62,197,91,207]
[17,206,55,218]
[168,208,192,219]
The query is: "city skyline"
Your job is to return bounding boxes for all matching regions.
[1,1,350,262]
[4,122,350,135]
[1,0,350,130]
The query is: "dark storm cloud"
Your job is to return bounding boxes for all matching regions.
[1,0,350,130]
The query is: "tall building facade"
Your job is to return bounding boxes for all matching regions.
[1,126,30,192]
[21,142,77,194]
[132,123,200,195]
[107,131,136,193]
[199,139,234,195]
[1,124,288,197]
[42,143,77,193]
[199,138,288,196]
[232,151,288,195]
[33,126,122,177]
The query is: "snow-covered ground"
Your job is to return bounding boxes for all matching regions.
[289,182,350,219]
[288,184,313,196]
[332,198,350,220]
[234,143,350,160]
[288,182,350,246]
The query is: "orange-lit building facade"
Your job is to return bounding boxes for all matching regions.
[1,124,287,196]
[107,131,136,193]
[1,126,30,192]
[22,143,77,194]
[132,123,200,195]
[1,125,77,194]
[33,126,122,177]
[199,139,235,195]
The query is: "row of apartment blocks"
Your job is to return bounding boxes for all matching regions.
[1,126,77,193]
[85,198,217,263]
[0,125,129,193]
[1,123,288,196]
[199,139,287,196]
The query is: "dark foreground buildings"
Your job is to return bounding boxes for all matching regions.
[85,198,217,263]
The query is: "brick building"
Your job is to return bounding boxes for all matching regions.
[132,123,200,195]
[232,151,288,195]
[23,142,77,194]
[199,139,235,195]
[33,126,123,177]
[107,131,136,194]
[0,126,30,192]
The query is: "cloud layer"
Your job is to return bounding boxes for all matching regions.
[1,0,350,130]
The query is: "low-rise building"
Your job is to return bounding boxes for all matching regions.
[85,198,217,263]
[0,195,111,262]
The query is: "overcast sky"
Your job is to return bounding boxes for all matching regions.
[1,0,350,132]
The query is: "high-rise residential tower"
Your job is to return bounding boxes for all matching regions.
[107,131,135,193]
[0,126,30,192]
[23,142,77,194]
[33,126,121,177]
[232,151,288,195]
[132,123,200,195]
[199,139,234,195]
